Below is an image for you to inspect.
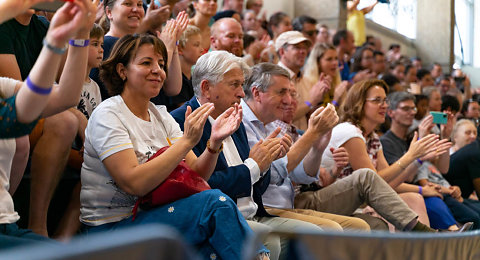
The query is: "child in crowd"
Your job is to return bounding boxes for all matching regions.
[70,23,104,149]
[161,25,203,111]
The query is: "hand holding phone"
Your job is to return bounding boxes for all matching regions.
[430,111,448,124]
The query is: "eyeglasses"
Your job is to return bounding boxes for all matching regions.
[397,106,417,113]
[268,88,299,99]
[304,30,319,37]
[366,97,389,105]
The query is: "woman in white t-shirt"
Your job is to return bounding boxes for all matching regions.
[321,79,464,231]
[80,34,264,259]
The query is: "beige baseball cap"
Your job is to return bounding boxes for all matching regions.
[274,31,312,51]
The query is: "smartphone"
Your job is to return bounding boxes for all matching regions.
[33,0,72,12]
[430,111,448,124]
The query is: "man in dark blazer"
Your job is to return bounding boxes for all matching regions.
[170,51,324,260]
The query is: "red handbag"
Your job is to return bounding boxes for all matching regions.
[132,146,211,219]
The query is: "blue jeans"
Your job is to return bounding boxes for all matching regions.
[0,223,54,250]
[424,196,457,229]
[443,195,480,229]
[84,189,266,260]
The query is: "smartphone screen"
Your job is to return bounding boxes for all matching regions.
[430,111,448,124]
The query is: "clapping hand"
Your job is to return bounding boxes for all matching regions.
[210,104,243,146]
[47,0,98,47]
[183,103,214,148]
[143,1,171,33]
[0,0,52,23]
[308,73,332,105]
[407,132,439,160]
[419,138,452,161]
[265,127,292,159]
[307,103,339,138]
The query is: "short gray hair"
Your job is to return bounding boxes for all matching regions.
[192,50,251,97]
[244,63,291,100]
[388,91,415,110]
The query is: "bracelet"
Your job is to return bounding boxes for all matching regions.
[43,38,67,55]
[26,76,52,95]
[416,158,423,165]
[396,160,406,170]
[206,139,223,154]
[332,100,339,107]
[305,101,313,109]
[418,186,423,195]
[69,39,90,47]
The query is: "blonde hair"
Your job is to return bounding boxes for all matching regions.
[178,25,201,48]
[451,119,477,144]
[303,43,341,104]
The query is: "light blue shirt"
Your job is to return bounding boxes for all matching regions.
[240,99,318,209]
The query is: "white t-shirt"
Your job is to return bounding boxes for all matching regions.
[80,95,183,226]
[77,79,102,119]
[321,122,365,175]
[0,77,20,224]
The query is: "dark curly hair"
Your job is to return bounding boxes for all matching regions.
[100,34,168,96]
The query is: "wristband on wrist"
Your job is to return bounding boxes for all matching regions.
[43,38,67,55]
[206,139,223,154]
[69,39,90,47]
[26,76,52,95]
[331,100,339,107]
[418,186,423,195]
[305,101,313,109]
[416,158,423,165]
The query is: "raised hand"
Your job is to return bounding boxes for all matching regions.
[143,2,170,33]
[419,138,452,161]
[249,138,282,172]
[440,111,455,139]
[418,114,434,138]
[47,0,98,47]
[407,132,439,160]
[174,11,189,41]
[158,19,178,50]
[0,0,53,23]
[183,103,214,148]
[307,103,339,138]
[308,73,332,105]
[278,133,293,159]
[94,0,104,23]
[265,127,291,159]
[211,104,243,145]
[333,80,349,104]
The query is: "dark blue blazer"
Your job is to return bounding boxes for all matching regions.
[171,98,272,217]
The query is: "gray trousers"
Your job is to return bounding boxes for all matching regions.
[294,168,417,230]
[247,216,322,260]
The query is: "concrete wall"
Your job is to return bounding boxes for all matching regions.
[416,0,455,72]
[293,0,347,30]
[365,20,417,58]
